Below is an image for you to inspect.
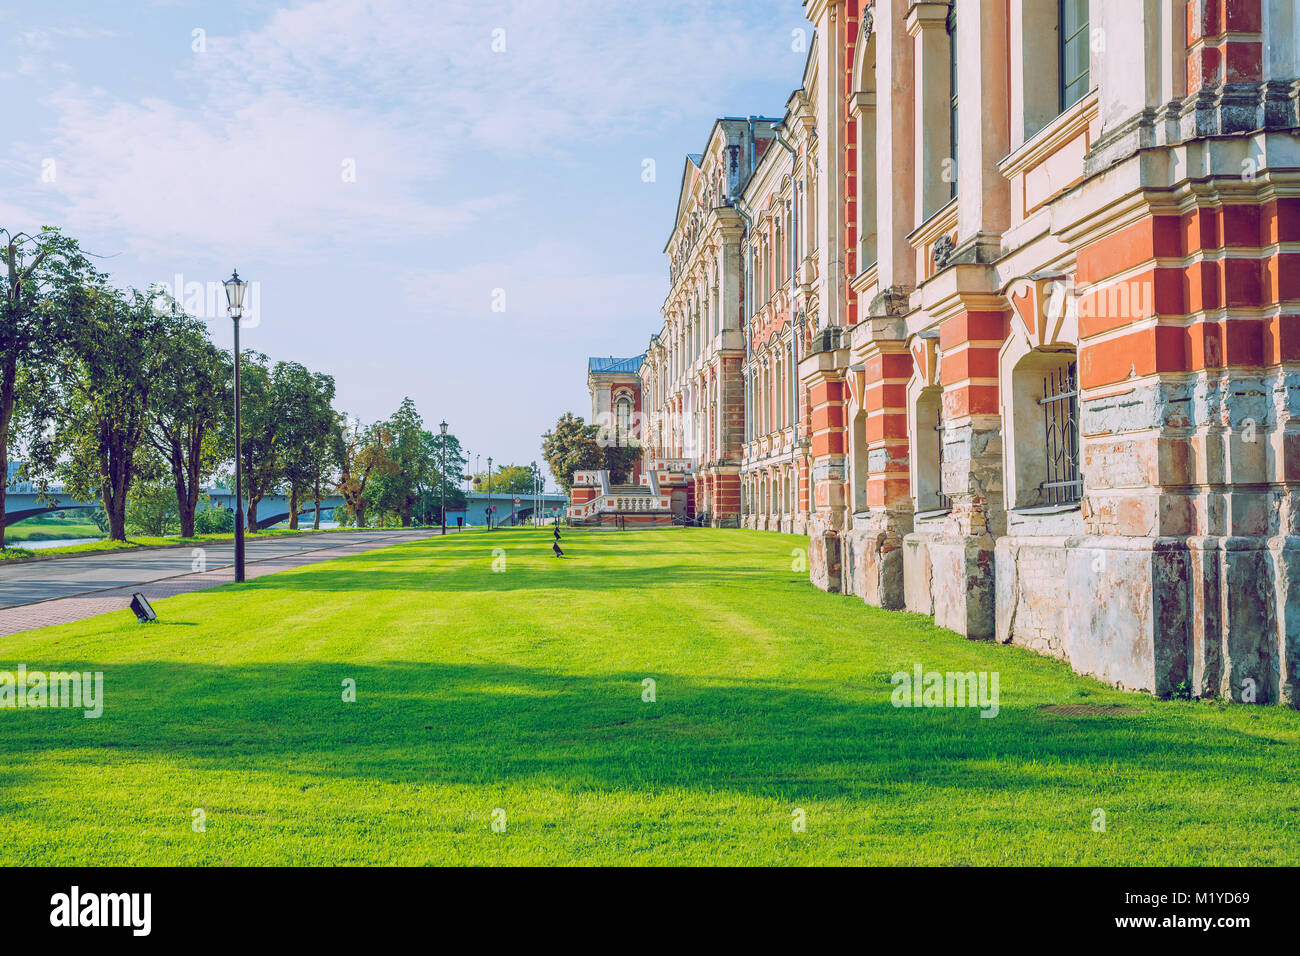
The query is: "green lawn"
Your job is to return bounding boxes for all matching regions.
[3,512,102,544]
[1,527,1296,865]
[0,525,373,561]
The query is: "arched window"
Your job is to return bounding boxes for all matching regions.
[615,396,632,446]
[915,386,950,512]
[1006,348,1081,508]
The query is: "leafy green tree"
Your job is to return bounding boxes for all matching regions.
[147,323,230,537]
[194,500,234,534]
[602,443,642,484]
[125,480,181,537]
[272,361,336,530]
[0,227,98,548]
[420,430,467,524]
[541,412,603,492]
[304,413,343,530]
[336,416,396,528]
[364,397,428,526]
[471,463,535,496]
[229,351,278,530]
[43,287,187,541]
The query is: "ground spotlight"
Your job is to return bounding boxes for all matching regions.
[129,592,157,623]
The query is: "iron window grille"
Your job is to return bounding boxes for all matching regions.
[934,416,952,511]
[1039,361,1082,504]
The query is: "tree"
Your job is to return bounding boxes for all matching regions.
[273,361,336,530]
[365,397,428,527]
[602,443,642,484]
[0,227,98,549]
[541,412,603,492]
[45,287,184,541]
[335,416,396,528]
[472,463,535,496]
[420,429,468,524]
[147,321,230,537]
[304,414,343,530]
[230,352,278,530]
[125,480,181,537]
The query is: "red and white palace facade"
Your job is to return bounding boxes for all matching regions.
[578,0,1300,706]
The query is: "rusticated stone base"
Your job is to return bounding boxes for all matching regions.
[809,529,842,594]
[903,530,996,638]
[845,526,905,610]
[995,536,1071,660]
[1061,538,1191,697]
[991,533,1300,707]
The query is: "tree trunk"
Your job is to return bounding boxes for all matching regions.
[288,487,299,530]
[169,436,196,538]
[355,503,366,528]
[103,471,129,542]
[313,480,321,530]
[247,496,259,531]
[0,358,15,550]
[100,439,131,542]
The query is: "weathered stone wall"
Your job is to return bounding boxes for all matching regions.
[994,538,1071,660]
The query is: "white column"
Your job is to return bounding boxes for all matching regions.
[956,0,1010,242]
[876,0,917,293]
[907,1,952,224]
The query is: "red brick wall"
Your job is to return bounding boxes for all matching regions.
[1186,0,1262,93]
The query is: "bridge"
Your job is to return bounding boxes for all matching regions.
[453,490,570,527]
[4,479,346,531]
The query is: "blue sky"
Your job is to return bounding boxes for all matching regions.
[2,0,808,487]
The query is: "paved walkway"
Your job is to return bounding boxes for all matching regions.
[0,529,440,636]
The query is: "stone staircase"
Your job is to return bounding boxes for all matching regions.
[567,473,673,525]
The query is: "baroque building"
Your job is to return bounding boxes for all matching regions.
[573,0,1300,707]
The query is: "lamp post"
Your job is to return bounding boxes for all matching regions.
[486,456,493,529]
[439,420,448,536]
[223,269,248,583]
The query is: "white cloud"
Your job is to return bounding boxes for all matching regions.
[27,88,511,261]
[401,241,664,337]
[9,0,798,264]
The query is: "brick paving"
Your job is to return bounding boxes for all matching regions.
[0,530,438,637]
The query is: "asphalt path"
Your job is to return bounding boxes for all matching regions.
[0,529,439,609]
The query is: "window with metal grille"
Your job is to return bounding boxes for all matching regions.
[1059,0,1090,111]
[1039,361,1081,504]
[935,417,952,511]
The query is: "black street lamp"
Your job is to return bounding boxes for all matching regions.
[223,269,248,583]
[440,420,448,536]
[487,456,493,529]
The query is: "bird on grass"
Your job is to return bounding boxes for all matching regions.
[552,540,565,558]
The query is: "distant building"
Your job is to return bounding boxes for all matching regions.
[587,355,645,481]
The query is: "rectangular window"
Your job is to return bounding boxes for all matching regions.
[1059,0,1090,111]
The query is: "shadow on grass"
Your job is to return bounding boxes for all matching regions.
[0,658,1294,803]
